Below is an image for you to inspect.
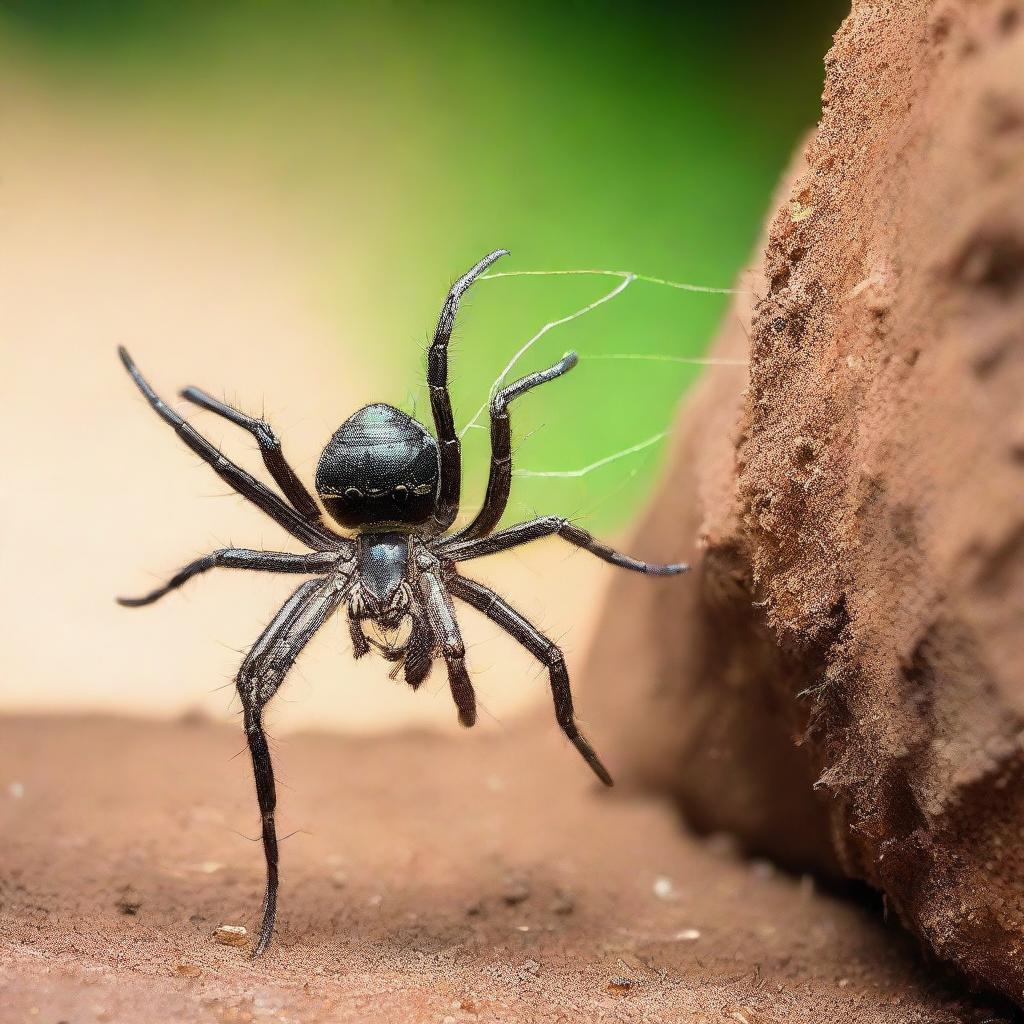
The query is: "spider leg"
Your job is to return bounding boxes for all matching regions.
[403,607,435,689]
[347,615,370,658]
[118,348,340,551]
[181,386,337,536]
[416,558,476,726]
[117,548,339,606]
[449,574,612,786]
[439,516,688,576]
[427,249,509,533]
[446,351,578,543]
[237,572,352,958]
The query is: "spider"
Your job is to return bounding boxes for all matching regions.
[117,249,687,956]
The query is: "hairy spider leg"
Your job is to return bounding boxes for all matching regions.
[415,553,477,727]
[237,574,352,958]
[448,574,612,786]
[439,516,689,576]
[426,249,509,533]
[401,606,436,688]
[181,386,338,537]
[118,348,335,551]
[117,549,339,607]
[449,351,578,543]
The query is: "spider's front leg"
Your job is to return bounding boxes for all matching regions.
[426,249,509,533]
[440,516,688,576]
[236,568,352,958]
[448,350,578,543]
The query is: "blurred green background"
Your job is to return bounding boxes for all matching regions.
[1,1,845,531]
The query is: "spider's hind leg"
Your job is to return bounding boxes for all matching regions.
[449,574,612,786]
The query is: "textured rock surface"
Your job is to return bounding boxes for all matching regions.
[587,0,1024,1006]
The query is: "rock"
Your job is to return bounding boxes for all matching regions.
[116,895,142,916]
[213,925,249,947]
[587,0,1024,1006]
[500,878,531,907]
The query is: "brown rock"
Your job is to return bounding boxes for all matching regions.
[588,0,1024,1006]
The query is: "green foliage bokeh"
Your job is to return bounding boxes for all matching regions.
[1,1,844,530]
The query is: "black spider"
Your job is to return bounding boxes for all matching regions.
[117,249,687,956]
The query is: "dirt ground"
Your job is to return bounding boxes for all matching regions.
[0,715,1004,1024]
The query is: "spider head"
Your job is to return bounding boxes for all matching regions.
[316,404,440,530]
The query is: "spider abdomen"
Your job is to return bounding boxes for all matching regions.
[315,403,440,530]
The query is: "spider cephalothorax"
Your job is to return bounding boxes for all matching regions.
[118,248,687,957]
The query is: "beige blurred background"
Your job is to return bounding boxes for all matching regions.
[0,70,612,736]
[0,4,840,736]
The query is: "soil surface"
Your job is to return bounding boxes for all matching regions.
[0,715,1002,1024]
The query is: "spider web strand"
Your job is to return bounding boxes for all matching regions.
[458,273,635,438]
[480,268,743,295]
[588,353,748,367]
[514,430,669,479]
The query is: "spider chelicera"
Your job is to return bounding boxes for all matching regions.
[118,249,687,956]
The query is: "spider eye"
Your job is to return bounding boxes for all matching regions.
[393,484,410,503]
[344,487,364,501]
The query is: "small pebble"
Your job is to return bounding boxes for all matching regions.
[8,781,24,799]
[652,876,675,900]
[675,928,701,941]
[519,959,540,977]
[174,963,202,978]
[606,976,633,995]
[465,901,483,917]
[214,924,249,947]
[116,896,142,916]
[502,879,531,906]
[725,1008,760,1024]
[550,891,575,915]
